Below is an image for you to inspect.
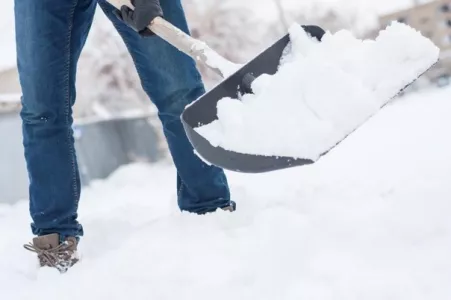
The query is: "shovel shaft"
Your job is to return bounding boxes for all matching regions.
[107,0,240,78]
[149,17,240,78]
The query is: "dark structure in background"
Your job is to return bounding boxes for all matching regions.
[73,115,166,186]
[0,108,166,204]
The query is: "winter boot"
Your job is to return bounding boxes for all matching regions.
[221,201,236,212]
[23,233,79,273]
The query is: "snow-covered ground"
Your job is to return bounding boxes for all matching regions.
[0,83,450,299]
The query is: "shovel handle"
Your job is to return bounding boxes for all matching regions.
[149,17,234,78]
[107,0,239,78]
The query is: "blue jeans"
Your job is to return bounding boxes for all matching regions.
[14,0,232,240]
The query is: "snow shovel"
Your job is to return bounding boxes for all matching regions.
[108,0,327,173]
[108,1,436,173]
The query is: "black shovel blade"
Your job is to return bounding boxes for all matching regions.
[181,26,325,173]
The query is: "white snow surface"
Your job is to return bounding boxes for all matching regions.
[0,0,16,71]
[1,84,451,299]
[193,40,243,78]
[194,22,439,161]
[0,93,21,103]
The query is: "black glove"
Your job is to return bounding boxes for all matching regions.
[114,0,163,37]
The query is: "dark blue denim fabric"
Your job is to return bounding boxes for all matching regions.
[14,0,232,240]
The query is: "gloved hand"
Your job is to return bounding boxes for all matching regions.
[114,0,163,37]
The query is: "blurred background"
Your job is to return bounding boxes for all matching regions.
[0,0,450,204]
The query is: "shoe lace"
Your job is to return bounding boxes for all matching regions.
[23,240,74,268]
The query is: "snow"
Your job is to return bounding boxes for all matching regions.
[194,22,439,161]
[191,40,243,78]
[0,93,21,113]
[0,0,16,71]
[0,93,21,103]
[1,82,451,299]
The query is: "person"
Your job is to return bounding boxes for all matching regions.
[16,0,235,273]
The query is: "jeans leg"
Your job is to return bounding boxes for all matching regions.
[14,0,96,239]
[98,0,232,214]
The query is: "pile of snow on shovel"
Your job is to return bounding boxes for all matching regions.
[195,21,440,160]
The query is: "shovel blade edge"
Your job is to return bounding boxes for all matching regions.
[181,29,322,173]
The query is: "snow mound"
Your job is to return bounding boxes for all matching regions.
[1,85,451,299]
[194,21,440,160]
